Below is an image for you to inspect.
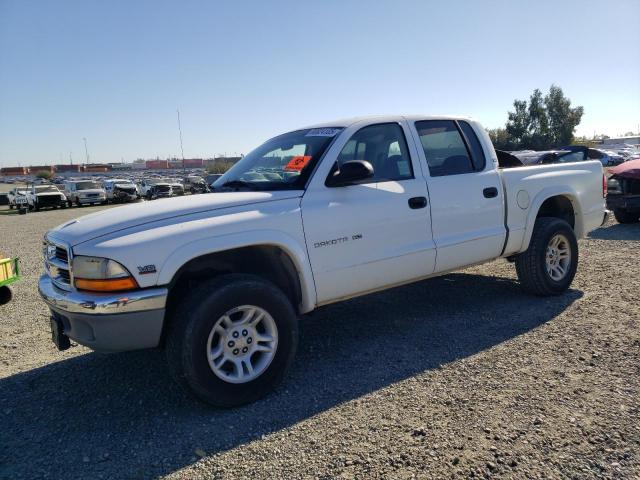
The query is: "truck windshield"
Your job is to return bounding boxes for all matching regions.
[35,185,59,193]
[212,128,343,191]
[75,182,100,190]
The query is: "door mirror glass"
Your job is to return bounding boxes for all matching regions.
[327,160,374,187]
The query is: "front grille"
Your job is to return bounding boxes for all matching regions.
[38,196,61,207]
[116,187,136,194]
[157,185,171,193]
[58,268,71,283]
[55,247,68,263]
[45,239,72,289]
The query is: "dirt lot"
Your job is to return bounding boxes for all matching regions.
[0,204,638,479]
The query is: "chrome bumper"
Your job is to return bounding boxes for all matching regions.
[38,274,167,314]
[38,275,168,352]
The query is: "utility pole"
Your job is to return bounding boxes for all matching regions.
[177,109,185,176]
[83,137,90,165]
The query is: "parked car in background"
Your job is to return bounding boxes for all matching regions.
[183,175,209,194]
[64,180,107,207]
[169,179,185,196]
[7,187,28,209]
[138,178,172,199]
[206,173,223,188]
[592,149,625,166]
[103,179,138,203]
[26,184,67,211]
[607,159,640,223]
[39,115,607,407]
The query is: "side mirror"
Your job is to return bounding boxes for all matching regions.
[327,160,374,187]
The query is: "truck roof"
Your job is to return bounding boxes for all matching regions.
[302,114,475,129]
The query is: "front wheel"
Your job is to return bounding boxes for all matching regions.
[515,217,578,296]
[166,274,298,407]
[613,208,639,224]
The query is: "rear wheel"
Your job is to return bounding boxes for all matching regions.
[515,217,578,296]
[613,208,639,224]
[166,274,298,407]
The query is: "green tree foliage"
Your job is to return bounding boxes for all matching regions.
[493,85,584,151]
[35,171,52,180]
[206,161,235,174]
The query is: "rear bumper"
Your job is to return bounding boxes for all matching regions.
[38,275,168,353]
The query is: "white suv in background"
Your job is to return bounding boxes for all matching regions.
[63,180,107,207]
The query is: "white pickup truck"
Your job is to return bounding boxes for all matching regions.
[39,115,607,407]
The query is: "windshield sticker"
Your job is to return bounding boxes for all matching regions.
[305,128,342,137]
[284,155,312,172]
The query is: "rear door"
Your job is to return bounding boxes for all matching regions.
[301,120,436,304]
[409,119,506,272]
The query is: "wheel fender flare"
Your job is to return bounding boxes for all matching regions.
[520,187,582,252]
[157,230,317,313]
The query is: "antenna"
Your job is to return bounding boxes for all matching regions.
[177,109,185,175]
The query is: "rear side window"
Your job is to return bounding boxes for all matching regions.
[414,120,474,177]
[458,121,486,171]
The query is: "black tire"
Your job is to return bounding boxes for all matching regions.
[67,200,73,208]
[0,286,12,305]
[515,217,578,296]
[8,204,13,210]
[34,204,40,212]
[76,199,82,207]
[613,208,639,224]
[166,274,298,407]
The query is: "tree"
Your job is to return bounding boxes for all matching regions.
[35,171,52,180]
[206,161,235,174]
[544,85,583,147]
[501,85,583,150]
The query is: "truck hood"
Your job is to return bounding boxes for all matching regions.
[48,190,302,246]
[611,159,640,180]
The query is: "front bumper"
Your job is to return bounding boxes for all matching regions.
[78,196,106,204]
[38,275,168,353]
[607,195,640,213]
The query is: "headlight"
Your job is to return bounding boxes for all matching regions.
[72,256,138,292]
[607,177,622,194]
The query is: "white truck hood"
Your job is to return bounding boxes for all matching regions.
[77,188,105,195]
[49,191,302,246]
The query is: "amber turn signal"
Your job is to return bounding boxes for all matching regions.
[74,277,138,292]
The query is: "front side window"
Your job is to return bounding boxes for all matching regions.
[213,128,343,191]
[335,123,413,182]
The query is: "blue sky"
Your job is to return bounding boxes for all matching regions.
[0,0,638,166]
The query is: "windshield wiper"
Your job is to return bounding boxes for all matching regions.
[216,180,259,191]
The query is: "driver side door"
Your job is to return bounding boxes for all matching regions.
[301,121,436,305]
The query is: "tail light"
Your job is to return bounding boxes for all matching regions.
[602,174,607,198]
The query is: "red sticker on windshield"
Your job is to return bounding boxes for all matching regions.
[284,155,312,172]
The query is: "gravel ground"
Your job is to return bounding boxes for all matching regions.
[0,205,638,479]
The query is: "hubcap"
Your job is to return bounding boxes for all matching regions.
[206,305,278,384]
[545,234,571,281]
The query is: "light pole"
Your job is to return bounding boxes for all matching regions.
[83,138,90,165]
[177,109,185,176]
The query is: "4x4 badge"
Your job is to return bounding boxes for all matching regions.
[137,265,157,274]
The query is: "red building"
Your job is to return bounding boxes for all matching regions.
[55,164,82,173]
[146,160,169,169]
[1,166,29,176]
